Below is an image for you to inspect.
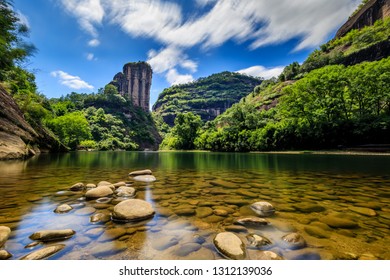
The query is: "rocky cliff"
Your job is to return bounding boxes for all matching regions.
[110,62,152,111]
[336,0,390,38]
[0,86,66,160]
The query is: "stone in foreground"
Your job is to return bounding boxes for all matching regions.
[29,229,76,241]
[20,245,65,260]
[250,201,275,217]
[0,226,11,247]
[112,199,155,222]
[0,249,12,260]
[234,216,269,227]
[213,232,246,260]
[85,186,113,199]
[54,204,73,214]
[132,175,156,183]
[280,232,306,250]
[115,186,136,197]
[246,233,272,249]
[129,169,153,176]
[69,182,85,191]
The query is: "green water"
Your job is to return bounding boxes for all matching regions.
[0,151,389,260]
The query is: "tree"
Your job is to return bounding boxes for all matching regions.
[103,84,119,95]
[161,112,202,150]
[0,0,36,80]
[47,112,92,149]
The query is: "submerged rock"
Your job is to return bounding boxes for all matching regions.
[234,216,269,227]
[132,175,156,183]
[90,213,111,223]
[0,226,11,247]
[54,204,73,214]
[349,206,377,217]
[115,186,136,197]
[29,229,75,241]
[213,232,246,260]
[320,214,359,229]
[248,250,283,260]
[151,235,179,251]
[20,244,65,260]
[85,186,113,199]
[112,199,155,222]
[70,182,85,191]
[225,225,248,233]
[250,201,275,217]
[196,207,213,218]
[280,233,306,250]
[174,243,202,257]
[129,169,153,176]
[0,249,12,260]
[90,242,127,257]
[246,233,272,249]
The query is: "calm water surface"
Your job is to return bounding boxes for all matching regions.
[0,151,389,260]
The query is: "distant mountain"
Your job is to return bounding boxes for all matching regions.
[152,71,261,127]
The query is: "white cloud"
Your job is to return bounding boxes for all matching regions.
[51,70,94,90]
[147,46,197,74]
[60,0,104,38]
[88,39,100,47]
[86,53,97,61]
[166,69,194,85]
[60,0,360,84]
[237,65,284,79]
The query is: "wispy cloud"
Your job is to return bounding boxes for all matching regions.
[166,69,194,85]
[88,39,100,47]
[86,53,97,61]
[51,70,94,90]
[237,65,284,79]
[59,0,360,83]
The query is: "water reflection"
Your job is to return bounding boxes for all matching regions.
[0,151,389,260]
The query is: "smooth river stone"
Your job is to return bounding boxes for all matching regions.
[248,250,283,260]
[0,249,12,260]
[151,235,179,251]
[304,225,331,239]
[20,244,65,260]
[236,190,258,198]
[85,186,113,199]
[175,208,195,216]
[54,204,73,214]
[320,214,359,229]
[250,201,275,217]
[213,232,246,260]
[210,180,237,189]
[132,175,156,183]
[75,207,96,216]
[224,225,248,233]
[246,233,272,249]
[98,228,127,242]
[86,183,96,189]
[129,169,153,176]
[112,199,155,222]
[348,206,377,217]
[90,213,111,223]
[280,233,306,250]
[115,186,136,197]
[196,207,213,218]
[90,242,127,257]
[293,202,326,213]
[0,226,11,247]
[70,182,85,191]
[234,216,269,227]
[97,181,112,187]
[113,182,127,187]
[29,229,76,241]
[174,243,202,257]
[213,209,229,217]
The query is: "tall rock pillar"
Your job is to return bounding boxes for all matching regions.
[111,62,153,111]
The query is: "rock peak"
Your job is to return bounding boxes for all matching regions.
[110,61,153,111]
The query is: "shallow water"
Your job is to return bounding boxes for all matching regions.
[0,151,389,260]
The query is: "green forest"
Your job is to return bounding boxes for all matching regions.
[161,16,390,151]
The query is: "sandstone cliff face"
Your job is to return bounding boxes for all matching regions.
[111,62,152,111]
[336,0,390,38]
[0,86,66,160]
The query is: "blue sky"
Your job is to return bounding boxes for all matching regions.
[13,0,360,108]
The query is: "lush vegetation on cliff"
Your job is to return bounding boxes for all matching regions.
[47,88,160,151]
[152,72,261,127]
[194,58,390,151]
